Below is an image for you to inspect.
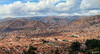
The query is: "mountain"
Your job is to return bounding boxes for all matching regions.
[21,16,80,26]
[72,15,100,28]
[0,19,47,32]
[0,16,80,26]
[0,17,15,22]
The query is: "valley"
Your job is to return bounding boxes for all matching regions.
[0,15,99,54]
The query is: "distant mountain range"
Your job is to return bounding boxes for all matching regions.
[0,15,99,32]
[0,16,80,26]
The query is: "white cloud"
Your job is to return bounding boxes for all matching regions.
[80,0,100,10]
[56,0,81,12]
[60,13,82,16]
[85,10,100,15]
[0,0,100,18]
[0,0,60,18]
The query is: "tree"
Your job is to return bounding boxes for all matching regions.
[23,46,37,54]
[85,39,100,49]
[23,50,27,54]
[55,49,60,54]
[70,42,81,51]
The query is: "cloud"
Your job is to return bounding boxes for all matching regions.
[56,0,81,11]
[0,0,100,18]
[80,0,100,10]
[0,0,60,18]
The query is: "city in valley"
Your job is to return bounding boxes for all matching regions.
[0,0,100,54]
[0,15,99,54]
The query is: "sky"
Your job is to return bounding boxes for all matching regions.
[0,0,100,18]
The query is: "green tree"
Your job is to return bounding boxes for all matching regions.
[70,42,81,51]
[23,46,37,54]
[85,39,100,49]
[55,49,60,54]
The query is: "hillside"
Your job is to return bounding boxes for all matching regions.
[24,16,79,26]
[72,15,100,28]
[0,15,99,32]
[1,16,79,26]
[0,19,47,32]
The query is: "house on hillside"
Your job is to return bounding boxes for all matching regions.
[58,39,62,41]
[71,35,79,38]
